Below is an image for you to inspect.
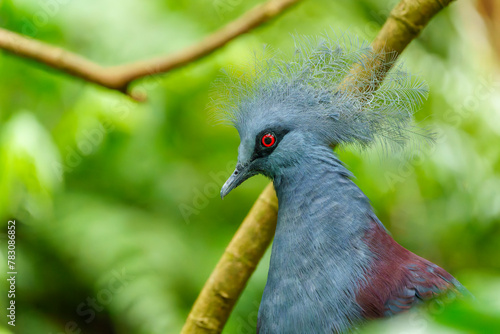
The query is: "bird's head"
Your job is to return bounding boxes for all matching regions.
[217,34,430,198]
[220,115,310,199]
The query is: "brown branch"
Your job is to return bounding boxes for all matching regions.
[0,0,302,101]
[181,0,456,333]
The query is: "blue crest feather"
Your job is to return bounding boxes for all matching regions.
[211,32,431,151]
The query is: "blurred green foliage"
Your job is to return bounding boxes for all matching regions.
[0,0,499,333]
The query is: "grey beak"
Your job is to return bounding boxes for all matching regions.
[220,164,252,199]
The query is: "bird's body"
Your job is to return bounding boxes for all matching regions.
[217,34,466,333]
[256,145,462,333]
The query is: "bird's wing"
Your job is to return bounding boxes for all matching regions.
[357,217,467,318]
[382,260,463,316]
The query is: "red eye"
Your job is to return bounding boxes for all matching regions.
[261,133,276,147]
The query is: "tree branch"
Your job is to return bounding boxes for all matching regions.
[0,0,302,101]
[182,0,456,333]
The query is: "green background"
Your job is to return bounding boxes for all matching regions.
[1,0,499,333]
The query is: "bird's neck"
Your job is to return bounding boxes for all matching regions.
[273,146,373,234]
[271,146,374,262]
[260,146,377,333]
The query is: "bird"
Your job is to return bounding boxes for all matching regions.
[216,34,467,334]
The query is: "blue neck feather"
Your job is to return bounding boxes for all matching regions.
[258,147,377,333]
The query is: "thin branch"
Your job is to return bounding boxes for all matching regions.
[0,0,302,101]
[182,0,456,333]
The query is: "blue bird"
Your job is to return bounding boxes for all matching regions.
[217,35,466,334]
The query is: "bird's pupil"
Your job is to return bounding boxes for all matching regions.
[261,133,276,148]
